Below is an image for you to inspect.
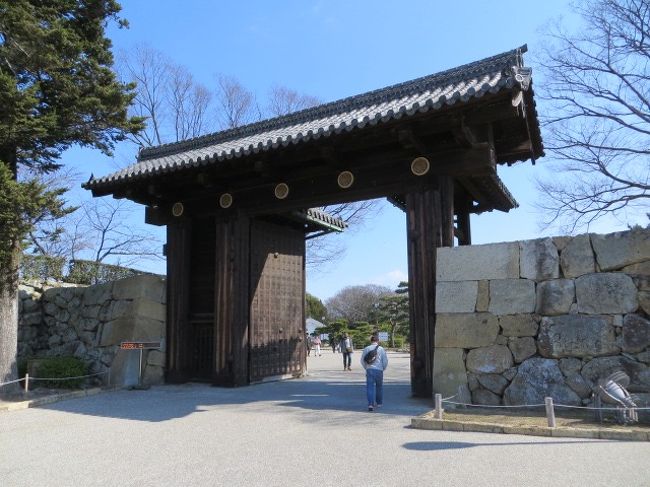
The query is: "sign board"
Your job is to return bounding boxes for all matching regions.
[378,332,389,342]
[120,341,161,350]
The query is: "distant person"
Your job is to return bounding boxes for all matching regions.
[331,337,337,353]
[340,333,353,371]
[313,335,322,356]
[361,335,389,411]
[306,334,312,357]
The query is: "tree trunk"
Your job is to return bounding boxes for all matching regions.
[0,245,20,395]
[0,150,20,395]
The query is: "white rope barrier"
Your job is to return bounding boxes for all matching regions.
[441,398,650,411]
[1,371,108,389]
[29,371,108,381]
[0,377,25,387]
[443,400,547,408]
[442,400,650,411]
[554,403,650,411]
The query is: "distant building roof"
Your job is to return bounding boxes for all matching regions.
[306,317,324,335]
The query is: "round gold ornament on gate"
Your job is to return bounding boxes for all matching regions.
[219,193,233,209]
[411,157,430,176]
[337,171,354,189]
[274,183,290,199]
[171,202,184,217]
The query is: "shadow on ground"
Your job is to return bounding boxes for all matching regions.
[402,439,616,451]
[39,377,432,423]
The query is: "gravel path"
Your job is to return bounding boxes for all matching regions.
[1,352,649,486]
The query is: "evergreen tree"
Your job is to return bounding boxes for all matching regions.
[0,0,143,391]
[375,281,409,347]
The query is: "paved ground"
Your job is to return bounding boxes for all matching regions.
[1,352,649,487]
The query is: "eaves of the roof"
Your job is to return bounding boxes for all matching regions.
[84,45,538,191]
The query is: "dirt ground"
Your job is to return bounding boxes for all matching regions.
[431,405,650,432]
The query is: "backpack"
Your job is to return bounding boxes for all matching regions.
[364,344,380,365]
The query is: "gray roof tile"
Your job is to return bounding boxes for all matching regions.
[86,46,536,190]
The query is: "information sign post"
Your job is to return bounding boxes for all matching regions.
[120,341,162,389]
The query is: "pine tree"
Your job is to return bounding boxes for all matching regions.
[0,0,143,392]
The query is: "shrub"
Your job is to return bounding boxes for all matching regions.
[34,356,87,389]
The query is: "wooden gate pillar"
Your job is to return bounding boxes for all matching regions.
[406,176,454,397]
[214,216,251,386]
[166,219,192,383]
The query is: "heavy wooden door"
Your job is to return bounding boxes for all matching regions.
[188,216,216,380]
[249,220,305,382]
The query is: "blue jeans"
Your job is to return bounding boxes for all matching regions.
[342,351,352,368]
[366,368,384,406]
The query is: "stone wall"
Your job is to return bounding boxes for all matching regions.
[18,275,166,387]
[433,227,650,411]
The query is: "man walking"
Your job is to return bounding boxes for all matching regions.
[340,333,353,371]
[360,335,388,411]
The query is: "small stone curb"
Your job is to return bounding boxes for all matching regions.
[0,387,107,412]
[411,415,650,441]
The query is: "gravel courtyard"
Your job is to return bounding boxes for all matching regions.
[1,352,649,486]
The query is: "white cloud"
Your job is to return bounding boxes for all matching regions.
[368,269,408,289]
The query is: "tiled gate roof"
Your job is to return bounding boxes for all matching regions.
[85,45,540,191]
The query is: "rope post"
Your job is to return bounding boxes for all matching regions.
[545,397,556,428]
[434,393,444,420]
[24,373,29,394]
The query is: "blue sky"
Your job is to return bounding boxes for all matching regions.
[63,0,644,301]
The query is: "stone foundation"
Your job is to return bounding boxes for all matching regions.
[434,227,650,414]
[18,275,166,387]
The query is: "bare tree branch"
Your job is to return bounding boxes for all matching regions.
[267,85,321,117]
[215,74,260,129]
[537,0,650,230]
[120,45,214,148]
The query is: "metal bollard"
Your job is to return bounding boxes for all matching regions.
[434,393,443,420]
[545,397,556,428]
[24,373,29,394]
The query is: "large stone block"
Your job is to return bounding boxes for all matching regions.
[147,350,165,367]
[536,279,575,315]
[435,281,478,313]
[538,315,619,358]
[508,337,537,363]
[100,316,164,346]
[575,273,638,314]
[559,357,582,376]
[622,260,650,276]
[560,234,596,278]
[520,238,559,280]
[488,279,536,315]
[107,298,166,323]
[499,314,538,337]
[432,348,468,399]
[476,373,509,395]
[634,274,650,292]
[466,345,513,374]
[565,373,593,398]
[22,297,40,314]
[437,242,519,282]
[143,364,165,385]
[581,356,650,392]
[639,291,650,315]
[591,228,650,271]
[472,388,502,405]
[22,311,42,326]
[476,280,489,312]
[82,282,114,306]
[621,313,650,353]
[503,358,582,406]
[435,313,499,348]
[112,275,166,302]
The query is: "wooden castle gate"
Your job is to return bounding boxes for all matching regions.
[85,46,542,397]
